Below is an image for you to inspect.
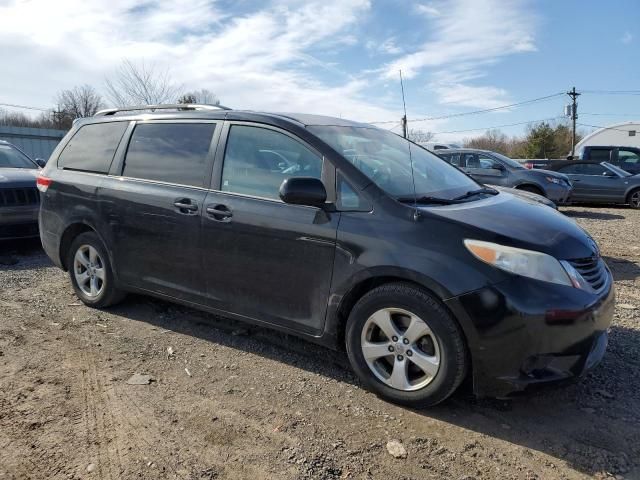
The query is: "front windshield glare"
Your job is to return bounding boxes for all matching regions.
[309,126,479,199]
[0,145,36,169]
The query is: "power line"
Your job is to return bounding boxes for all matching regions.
[581,90,640,95]
[576,122,636,133]
[368,92,565,124]
[0,102,49,112]
[581,112,640,117]
[431,116,565,135]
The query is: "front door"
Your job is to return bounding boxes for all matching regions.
[103,121,218,302]
[558,163,624,202]
[201,123,338,335]
[462,153,508,186]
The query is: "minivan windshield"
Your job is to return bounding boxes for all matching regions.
[491,152,525,170]
[0,144,37,169]
[309,126,480,200]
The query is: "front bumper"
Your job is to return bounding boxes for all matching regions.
[545,183,572,205]
[0,205,39,239]
[445,269,614,398]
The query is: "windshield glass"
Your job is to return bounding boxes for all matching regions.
[491,151,525,169]
[309,126,479,199]
[602,161,632,177]
[0,144,36,169]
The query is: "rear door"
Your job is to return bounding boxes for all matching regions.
[201,122,339,335]
[556,163,623,201]
[101,120,219,303]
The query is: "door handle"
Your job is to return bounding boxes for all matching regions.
[206,204,233,221]
[173,199,198,213]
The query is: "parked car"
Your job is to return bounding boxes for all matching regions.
[38,105,613,407]
[437,148,573,205]
[522,146,640,175]
[577,146,640,175]
[544,161,640,208]
[0,140,43,240]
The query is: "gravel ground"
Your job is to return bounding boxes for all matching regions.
[0,205,638,480]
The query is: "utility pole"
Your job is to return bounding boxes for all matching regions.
[566,86,581,158]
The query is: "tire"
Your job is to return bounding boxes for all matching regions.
[67,231,125,308]
[516,184,544,196]
[345,282,468,408]
[627,189,640,209]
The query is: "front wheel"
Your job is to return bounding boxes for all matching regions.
[67,232,125,308]
[345,283,468,408]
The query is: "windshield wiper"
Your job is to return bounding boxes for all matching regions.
[452,187,499,201]
[396,196,457,205]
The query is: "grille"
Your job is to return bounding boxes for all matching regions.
[0,187,40,207]
[568,256,608,292]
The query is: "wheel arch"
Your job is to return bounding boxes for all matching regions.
[58,221,112,273]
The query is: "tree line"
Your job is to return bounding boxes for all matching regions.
[0,60,220,130]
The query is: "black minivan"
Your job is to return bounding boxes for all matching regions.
[38,105,614,407]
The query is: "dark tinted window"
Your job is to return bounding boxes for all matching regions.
[123,123,215,187]
[559,163,607,175]
[221,125,322,200]
[588,148,611,162]
[0,144,36,169]
[58,122,128,173]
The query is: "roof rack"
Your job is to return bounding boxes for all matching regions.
[94,103,231,117]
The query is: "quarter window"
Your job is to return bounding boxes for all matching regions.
[221,125,323,200]
[123,123,216,187]
[58,122,128,173]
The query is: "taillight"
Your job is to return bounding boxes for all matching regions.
[37,175,52,193]
[524,162,533,169]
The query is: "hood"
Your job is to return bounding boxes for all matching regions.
[421,192,596,260]
[0,168,40,188]
[490,185,556,209]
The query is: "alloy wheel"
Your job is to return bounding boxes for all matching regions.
[360,307,441,391]
[631,191,640,208]
[73,245,105,298]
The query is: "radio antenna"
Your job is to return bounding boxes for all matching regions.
[399,70,419,216]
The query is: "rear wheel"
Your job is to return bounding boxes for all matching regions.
[345,283,468,407]
[67,232,125,308]
[628,189,640,209]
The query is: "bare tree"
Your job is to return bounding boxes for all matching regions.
[56,85,104,120]
[105,59,182,107]
[177,89,220,105]
[407,129,434,143]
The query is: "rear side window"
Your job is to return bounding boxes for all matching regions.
[58,122,128,173]
[123,123,216,187]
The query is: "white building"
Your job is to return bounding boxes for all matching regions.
[575,121,640,153]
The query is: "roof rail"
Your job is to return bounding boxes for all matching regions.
[94,103,231,117]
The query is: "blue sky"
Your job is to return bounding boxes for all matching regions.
[1,0,638,142]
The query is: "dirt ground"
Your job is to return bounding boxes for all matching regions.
[0,205,638,480]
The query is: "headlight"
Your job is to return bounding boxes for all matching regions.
[464,240,573,286]
[545,176,563,185]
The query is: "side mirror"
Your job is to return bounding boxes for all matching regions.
[279,177,327,207]
[494,163,506,171]
[35,158,46,168]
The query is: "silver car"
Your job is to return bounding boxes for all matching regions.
[438,148,573,205]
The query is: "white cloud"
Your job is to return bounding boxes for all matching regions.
[0,0,412,123]
[621,31,633,44]
[384,0,536,108]
[415,3,441,17]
